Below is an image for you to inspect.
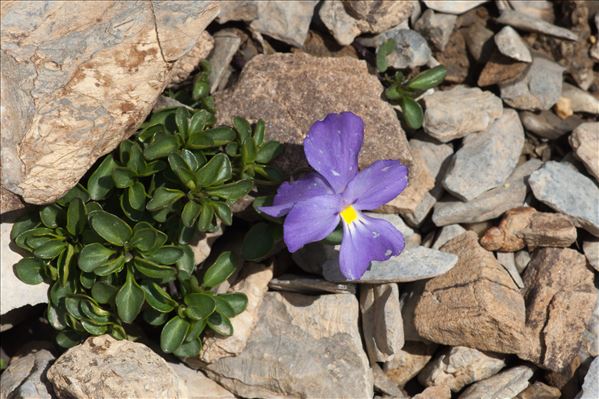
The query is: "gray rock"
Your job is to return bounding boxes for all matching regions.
[269,274,356,295]
[215,1,258,23]
[496,9,577,41]
[458,366,534,399]
[372,363,406,398]
[432,224,466,250]
[496,252,524,288]
[409,139,454,181]
[418,346,506,392]
[508,0,555,23]
[323,246,458,283]
[442,109,525,201]
[400,281,429,342]
[519,110,582,140]
[401,191,437,227]
[583,240,599,272]
[529,161,599,236]
[582,291,599,357]
[580,357,599,399]
[250,1,318,47]
[169,363,235,399]
[433,159,542,226]
[360,283,404,363]
[500,57,564,111]
[494,26,532,63]
[0,343,54,399]
[208,30,242,93]
[562,83,599,115]
[414,9,457,51]
[370,28,432,69]
[569,122,599,182]
[423,86,503,143]
[203,292,373,399]
[514,250,531,273]
[423,0,487,14]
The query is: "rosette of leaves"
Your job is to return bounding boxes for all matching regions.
[376,39,447,130]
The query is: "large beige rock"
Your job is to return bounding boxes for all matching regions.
[1,1,218,204]
[520,248,597,371]
[414,231,526,354]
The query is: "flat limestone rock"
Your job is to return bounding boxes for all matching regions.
[433,159,542,226]
[442,109,524,201]
[1,1,219,204]
[418,346,506,392]
[529,161,599,236]
[496,9,578,41]
[520,248,597,371]
[203,292,373,399]
[570,122,599,182]
[422,86,503,143]
[414,231,526,354]
[458,366,534,399]
[323,246,458,284]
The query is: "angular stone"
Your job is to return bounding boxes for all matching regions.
[47,335,185,399]
[197,263,272,364]
[480,207,577,251]
[323,246,458,284]
[367,28,432,69]
[169,363,235,399]
[414,9,457,51]
[435,30,470,83]
[269,274,356,295]
[383,341,437,387]
[294,30,359,59]
[497,251,524,288]
[1,1,219,204]
[215,1,258,23]
[580,355,599,399]
[520,110,582,140]
[515,382,561,399]
[414,231,526,354]
[582,290,599,357]
[423,0,487,14]
[433,159,542,226]
[409,139,453,181]
[442,109,524,201]
[249,1,318,47]
[496,9,578,40]
[458,366,534,399]
[423,86,503,143]
[508,0,554,22]
[477,50,529,87]
[168,31,214,87]
[0,184,25,216]
[203,292,373,399]
[0,343,54,399]
[561,83,599,115]
[214,53,419,211]
[495,26,532,62]
[208,30,242,93]
[529,161,599,236]
[583,240,599,272]
[360,283,404,363]
[432,224,466,250]
[372,363,405,398]
[418,346,506,392]
[464,22,494,62]
[570,122,599,182]
[514,250,531,273]
[500,57,564,111]
[413,385,451,399]
[520,248,597,371]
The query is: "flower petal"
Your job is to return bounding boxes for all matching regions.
[304,112,364,193]
[339,214,405,280]
[343,160,408,211]
[259,173,333,217]
[283,195,342,252]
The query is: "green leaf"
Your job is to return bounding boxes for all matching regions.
[57,184,90,206]
[213,296,235,318]
[66,198,86,236]
[141,282,177,313]
[384,84,403,101]
[179,149,201,171]
[241,222,283,261]
[173,338,201,358]
[88,210,132,246]
[10,216,40,241]
[109,324,127,340]
[78,243,115,273]
[13,258,45,285]
[192,79,209,100]
[196,201,214,232]
[143,308,171,326]
[188,110,215,136]
[186,319,207,342]
[49,280,75,307]
[211,201,232,226]
[130,221,168,253]
[399,96,424,130]
[144,135,179,160]
[146,187,185,212]
[57,244,75,286]
[207,312,233,336]
[195,154,232,187]
[181,200,201,227]
[255,141,282,164]
[133,257,177,280]
[15,227,53,252]
[175,107,189,139]
[176,246,195,278]
[323,226,343,245]
[202,251,236,288]
[115,270,145,323]
[168,153,197,190]
[406,65,447,90]
[47,304,68,330]
[127,142,146,176]
[188,127,236,149]
[218,293,248,317]
[65,296,83,319]
[241,137,257,165]
[233,116,251,142]
[160,316,190,353]
[39,205,63,228]
[112,167,135,188]
[56,330,83,348]
[93,254,126,276]
[253,119,265,146]
[87,155,117,200]
[91,282,117,304]
[144,246,183,265]
[33,239,66,260]
[205,180,252,202]
[184,293,215,320]
[81,320,108,335]
[376,38,396,73]
[128,182,146,211]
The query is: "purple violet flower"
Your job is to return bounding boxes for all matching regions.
[259,112,409,280]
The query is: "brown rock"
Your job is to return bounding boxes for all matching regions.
[293,31,358,59]
[414,231,525,354]
[1,1,219,205]
[520,248,597,371]
[168,31,214,87]
[0,185,25,216]
[215,53,424,212]
[435,30,469,83]
[413,385,451,399]
[480,207,577,251]
[383,341,437,387]
[478,50,529,87]
[516,381,561,399]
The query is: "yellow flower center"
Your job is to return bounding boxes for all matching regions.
[340,205,358,224]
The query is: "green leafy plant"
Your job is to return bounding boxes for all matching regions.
[11,64,280,357]
[376,39,447,130]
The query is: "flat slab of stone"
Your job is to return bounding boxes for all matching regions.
[423,86,503,143]
[580,357,599,399]
[202,292,373,399]
[458,366,534,399]
[529,161,599,237]
[520,110,582,140]
[496,9,577,41]
[384,341,437,387]
[494,26,532,62]
[583,240,599,272]
[250,1,318,47]
[269,274,356,295]
[323,246,458,284]
[442,109,524,201]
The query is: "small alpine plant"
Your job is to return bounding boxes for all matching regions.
[260,112,409,280]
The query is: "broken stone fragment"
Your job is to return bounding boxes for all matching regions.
[413,384,451,399]
[569,122,599,183]
[496,9,578,41]
[494,26,532,62]
[515,381,561,399]
[414,9,457,51]
[249,1,318,47]
[0,342,55,399]
[458,365,534,399]
[383,341,437,387]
